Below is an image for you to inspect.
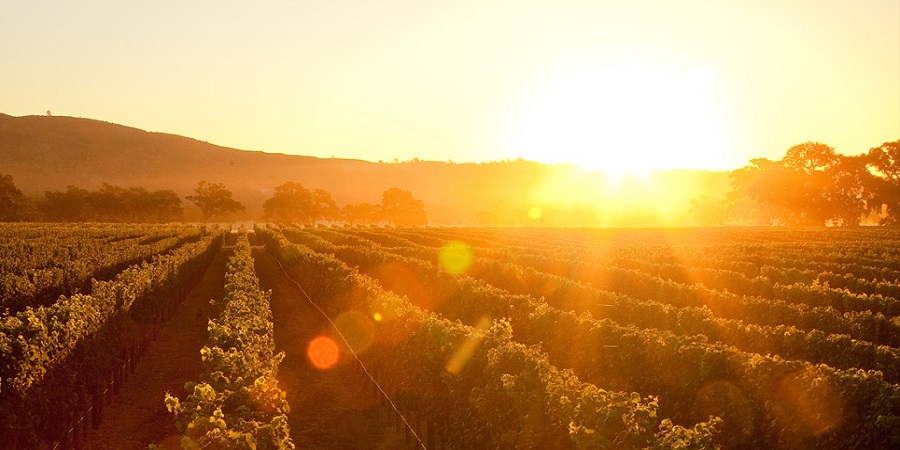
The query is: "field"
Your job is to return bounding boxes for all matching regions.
[1,224,898,449]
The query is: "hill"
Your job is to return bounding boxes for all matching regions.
[0,113,731,225]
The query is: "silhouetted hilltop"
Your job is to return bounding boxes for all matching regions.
[0,114,730,224]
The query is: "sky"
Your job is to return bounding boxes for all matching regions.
[3,0,899,172]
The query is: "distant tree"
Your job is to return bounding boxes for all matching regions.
[41,186,92,222]
[263,183,339,224]
[112,186,184,222]
[0,173,27,221]
[342,202,379,225]
[865,140,900,224]
[781,142,844,225]
[781,141,841,174]
[728,157,802,225]
[824,155,879,226]
[39,184,185,222]
[380,188,426,226]
[728,141,890,226]
[185,181,245,221]
[93,184,128,222]
[311,189,339,224]
[263,182,314,224]
[144,189,185,222]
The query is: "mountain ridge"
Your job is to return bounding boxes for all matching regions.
[0,113,730,225]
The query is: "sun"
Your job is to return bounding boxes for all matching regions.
[505,57,731,178]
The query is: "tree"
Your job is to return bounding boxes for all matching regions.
[39,184,185,222]
[185,181,245,221]
[342,202,379,225]
[144,189,185,222]
[93,184,129,222]
[311,189,339,224]
[41,186,92,222]
[0,173,26,221]
[781,142,843,225]
[263,183,339,224]
[380,188,426,226]
[728,158,804,225]
[119,187,184,222]
[865,140,900,224]
[263,182,314,224]
[823,155,878,226]
[728,141,890,226]
[782,142,840,174]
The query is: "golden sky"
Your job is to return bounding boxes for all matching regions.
[4,0,899,172]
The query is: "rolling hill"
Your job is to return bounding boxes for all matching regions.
[0,113,731,225]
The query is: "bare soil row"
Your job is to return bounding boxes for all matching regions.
[80,244,403,449]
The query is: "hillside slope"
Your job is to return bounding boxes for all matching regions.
[0,114,730,224]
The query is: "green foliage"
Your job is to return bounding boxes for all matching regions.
[259,226,720,448]
[380,187,427,226]
[263,182,337,225]
[0,225,223,445]
[41,183,184,222]
[185,180,245,221]
[865,141,900,224]
[728,140,900,225]
[167,232,293,449]
[271,225,900,449]
[0,173,26,222]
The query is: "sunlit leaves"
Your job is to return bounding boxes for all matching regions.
[168,232,293,449]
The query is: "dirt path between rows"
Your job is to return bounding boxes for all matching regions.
[253,246,409,449]
[85,247,230,450]
[80,239,407,449]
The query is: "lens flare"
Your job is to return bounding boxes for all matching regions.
[777,368,843,436]
[693,381,755,446]
[369,294,418,344]
[334,310,375,354]
[446,316,492,374]
[439,240,474,275]
[528,207,543,220]
[306,335,340,370]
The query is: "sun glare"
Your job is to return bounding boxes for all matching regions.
[507,58,730,175]
[307,335,340,370]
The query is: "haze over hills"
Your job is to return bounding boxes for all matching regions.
[0,113,730,225]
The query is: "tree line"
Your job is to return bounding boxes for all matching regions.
[258,182,425,226]
[693,140,898,226]
[2,139,895,227]
[0,180,183,223]
[0,176,427,226]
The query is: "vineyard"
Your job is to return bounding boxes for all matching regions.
[0,224,898,449]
